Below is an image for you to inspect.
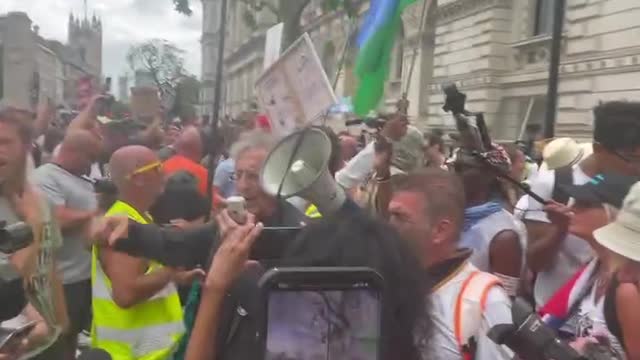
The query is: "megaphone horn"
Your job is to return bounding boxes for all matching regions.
[260,128,346,216]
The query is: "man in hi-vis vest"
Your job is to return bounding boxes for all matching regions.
[91,145,201,360]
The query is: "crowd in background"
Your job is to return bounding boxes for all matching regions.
[1,94,640,360]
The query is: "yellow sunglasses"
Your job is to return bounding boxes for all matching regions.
[126,161,163,179]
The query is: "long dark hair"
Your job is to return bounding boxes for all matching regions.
[282,209,431,360]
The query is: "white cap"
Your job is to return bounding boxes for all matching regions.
[542,137,587,170]
[594,181,640,262]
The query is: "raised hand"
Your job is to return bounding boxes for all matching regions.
[89,215,130,247]
[206,212,263,291]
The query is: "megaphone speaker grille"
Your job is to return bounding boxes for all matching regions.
[260,128,332,198]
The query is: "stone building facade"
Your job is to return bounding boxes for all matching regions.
[0,11,101,110]
[423,0,640,141]
[217,0,640,139]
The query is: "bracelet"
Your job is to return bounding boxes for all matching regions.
[375,176,391,183]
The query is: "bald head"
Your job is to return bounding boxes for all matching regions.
[174,126,203,162]
[60,129,101,154]
[110,145,159,189]
[55,130,102,175]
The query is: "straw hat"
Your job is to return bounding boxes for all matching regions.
[594,181,640,262]
[541,138,591,171]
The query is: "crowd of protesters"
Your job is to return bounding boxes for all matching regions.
[1,94,640,360]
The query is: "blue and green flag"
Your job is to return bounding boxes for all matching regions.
[353,0,416,115]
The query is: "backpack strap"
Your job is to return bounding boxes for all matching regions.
[454,271,502,360]
[551,166,574,205]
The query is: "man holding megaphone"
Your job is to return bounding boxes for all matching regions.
[87,125,361,359]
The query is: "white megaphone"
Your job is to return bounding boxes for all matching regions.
[260,128,346,216]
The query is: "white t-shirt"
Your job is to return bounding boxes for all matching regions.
[336,141,375,189]
[418,262,514,360]
[521,165,594,308]
[460,209,527,273]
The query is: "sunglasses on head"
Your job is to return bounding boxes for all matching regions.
[126,161,163,179]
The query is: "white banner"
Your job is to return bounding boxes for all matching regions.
[255,33,337,136]
[263,23,284,70]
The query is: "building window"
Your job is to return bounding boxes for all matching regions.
[533,0,554,36]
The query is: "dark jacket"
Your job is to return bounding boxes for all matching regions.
[114,200,306,269]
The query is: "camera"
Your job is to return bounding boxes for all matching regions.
[441,83,468,116]
[488,298,620,360]
[0,221,33,254]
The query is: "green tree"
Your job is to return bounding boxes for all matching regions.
[126,39,189,109]
[172,0,358,49]
[171,76,201,121]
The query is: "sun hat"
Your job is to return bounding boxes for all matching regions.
[541,138,590,171]
[593,181,640,262]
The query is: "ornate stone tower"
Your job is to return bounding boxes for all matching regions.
[200,0,223,119]
[67,12,102,77]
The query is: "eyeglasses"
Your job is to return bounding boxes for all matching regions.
[612,150,640,165]
[126,161,163,179]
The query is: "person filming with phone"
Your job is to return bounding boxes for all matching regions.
[0,107,68,360]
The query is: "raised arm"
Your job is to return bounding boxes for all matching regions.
[92,216,219,269]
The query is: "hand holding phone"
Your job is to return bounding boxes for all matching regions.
[226,196,248,225]
[0,321,37,355]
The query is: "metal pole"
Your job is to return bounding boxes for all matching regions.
[206,0,229,218]
[211,0,229,128]
[543,0,565,139]
[403,0,432,96]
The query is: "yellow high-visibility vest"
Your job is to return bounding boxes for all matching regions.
[91,200,184,360]
[305,204,322,219]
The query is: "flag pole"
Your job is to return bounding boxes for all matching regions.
[332,20,356,91]
[403,0,432,97]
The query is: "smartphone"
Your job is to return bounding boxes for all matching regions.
[226,196,247,224]
[258,267,384,360]
[0,321,37,351]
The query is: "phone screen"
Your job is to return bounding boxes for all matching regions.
[265,286,381,360]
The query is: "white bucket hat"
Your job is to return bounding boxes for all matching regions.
[594,181,640,262]
[541,138,591,171]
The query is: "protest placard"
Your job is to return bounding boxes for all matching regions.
[130,86,160,123]
[255,33,337,136]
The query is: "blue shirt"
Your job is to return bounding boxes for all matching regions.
[213,158,236,198]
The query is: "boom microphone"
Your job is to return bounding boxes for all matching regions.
[488,298,619,360]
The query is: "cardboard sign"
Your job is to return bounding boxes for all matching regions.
[130,86,160,123]
[255,33,337,136]
[263,23,284,70]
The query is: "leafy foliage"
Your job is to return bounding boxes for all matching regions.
[172,0,192,15]
[172,0,358,48]
[126,39,189,108]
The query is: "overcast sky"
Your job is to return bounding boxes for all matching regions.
[1,0,203,80]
